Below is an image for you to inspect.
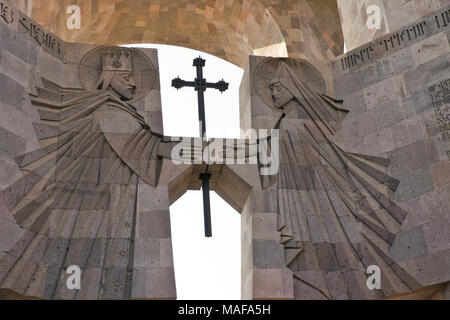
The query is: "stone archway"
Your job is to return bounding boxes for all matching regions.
[22,0,344,67]
[160,157,285,300]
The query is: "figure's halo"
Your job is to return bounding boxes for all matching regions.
[253,57,327,111]
[78,46,156,102]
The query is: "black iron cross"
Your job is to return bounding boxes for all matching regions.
[172,57,229,237]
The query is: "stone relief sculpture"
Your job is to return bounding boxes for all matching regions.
[0,46,172,299]
[254,58,421,299]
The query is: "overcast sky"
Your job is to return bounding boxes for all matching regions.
[125,44,244,300]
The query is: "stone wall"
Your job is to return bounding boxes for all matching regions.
[0,1,174,299]
[238,3,450,300]
[332,4,450,288]
[0,0,64,258]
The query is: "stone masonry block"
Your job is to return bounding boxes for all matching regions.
[253,239,284,269]
[138,210,171,239]
[389,226,428,261]
[77,267,102,299]
[0,217,24,252]
[253,268,294,299]
[363,127,396,156]
[37,49,64,86]
[430,161,450,188]
[0,22,39,66]
[393,166,435,202]
[252,212,280,241]
[159,238,174,268]
[399,249,450,286]
[138,183,170,212]
[0,73,25,109]
[422,220,450,253]
[0,127,27,160]
[0,50,30,89]
[388,140,439,177]
[363,75,406,110]
[410,33,450,67]
[131,267,176,299]
[134,238,160,267]
[249,189,276,213]
[0,155,22,189]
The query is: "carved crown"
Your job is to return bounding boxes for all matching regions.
[101,48,132,72]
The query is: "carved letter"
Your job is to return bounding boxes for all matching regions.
[259,129,279,176]
[238,128,258,164]
[204,138,224,165]
[193,137,203,164]
[66,265,81,290]
[0,2,14,24]
[170,137,190,165]
[225,138,236,165]
[366,5,381,30]
[366,265,381,290]
[66,5,81,30]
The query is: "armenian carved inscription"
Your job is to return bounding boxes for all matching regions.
[0,1,64,59]
[435,8,450,28]
[379,21,426,51]
[18,13,63,58]
[0,1,14,24]
[341,46,374,71]
[428,79,450,159]
[340,6,450,71]
[341,21,427,71]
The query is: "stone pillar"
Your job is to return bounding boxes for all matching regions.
[238,55,297,299]
[244,186,294,300]
[225,163,293,300]
[129,159,193,300]
[131,180,176,299]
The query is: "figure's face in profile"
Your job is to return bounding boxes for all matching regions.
[271,82,293,109]
[110,71,137,100]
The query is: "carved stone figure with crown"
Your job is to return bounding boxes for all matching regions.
[0,46,177,299]
[95,48,137,100]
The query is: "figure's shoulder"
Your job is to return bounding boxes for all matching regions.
[94,93,146,126]
[97,104,143,135]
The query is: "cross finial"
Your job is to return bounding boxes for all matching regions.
[193,56,206,67]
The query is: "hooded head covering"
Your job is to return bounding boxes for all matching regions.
[269,61,348,135]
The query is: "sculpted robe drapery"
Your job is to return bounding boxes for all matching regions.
[0,79,168,299]
[263,62,421,299]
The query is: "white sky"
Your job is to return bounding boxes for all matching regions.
[125,44,244,300]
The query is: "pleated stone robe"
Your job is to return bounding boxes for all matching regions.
[0,78,171,299]
[260,62,421,299]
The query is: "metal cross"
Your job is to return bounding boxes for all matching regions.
[171,56,229,237]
